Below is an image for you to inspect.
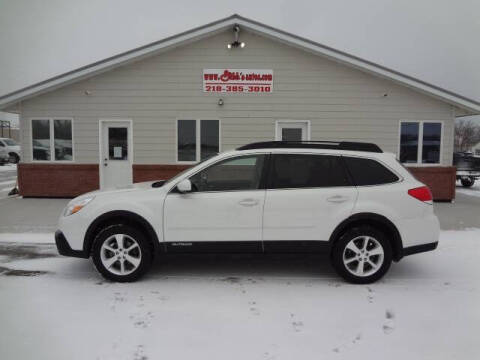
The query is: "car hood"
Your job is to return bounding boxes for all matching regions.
[82,180,166,198]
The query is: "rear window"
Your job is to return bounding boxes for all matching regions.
[343,157,399,186]
[268,154,350,189]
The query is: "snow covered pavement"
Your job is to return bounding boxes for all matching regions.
[456,181,480,198]
[0,229,479,360]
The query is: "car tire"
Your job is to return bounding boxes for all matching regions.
[331,226,392,284]
[9,153,19,164]
[92,224,153,282]
[461,177,475,187]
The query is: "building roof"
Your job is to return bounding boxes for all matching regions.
[1,14,479,114]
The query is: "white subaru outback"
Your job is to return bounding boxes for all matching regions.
[56,141,439,284]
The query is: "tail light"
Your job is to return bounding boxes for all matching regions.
[408,186,433,203]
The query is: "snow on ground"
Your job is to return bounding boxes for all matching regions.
[0,163,16,172]
[0,232,54,244]
[456,181,480,197]
[0,229,479,360]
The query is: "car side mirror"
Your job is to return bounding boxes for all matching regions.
[177,179,192,193]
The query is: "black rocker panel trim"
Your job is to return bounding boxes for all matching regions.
[263,240,330,253]
[165,241,331,254]
[166,241,262,253]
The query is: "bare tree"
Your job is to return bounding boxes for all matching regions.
[454,119,480,152]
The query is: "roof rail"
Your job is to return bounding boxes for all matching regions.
[236,141,383,153]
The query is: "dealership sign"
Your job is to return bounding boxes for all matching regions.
[203,69,273,93]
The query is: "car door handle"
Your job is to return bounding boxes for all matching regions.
[327,195,349,203]
[238,198,259,207]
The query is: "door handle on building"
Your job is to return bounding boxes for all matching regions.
[327,195,349,203]
[238,198,259,207]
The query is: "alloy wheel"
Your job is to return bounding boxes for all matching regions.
[100,234,142,275]
[342,235,384,277]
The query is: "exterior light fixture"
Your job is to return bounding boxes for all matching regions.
[218,98,224,106]
[227,25,245,49]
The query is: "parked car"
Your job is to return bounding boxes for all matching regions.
[0,146,9,165]
[0,137,21,163]
[453,152,480,187]
[55,141,439,284]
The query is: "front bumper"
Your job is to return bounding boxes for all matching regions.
[402,241,438,257]
[55,230,89,258]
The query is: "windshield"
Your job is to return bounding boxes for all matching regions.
[3,139,17,146]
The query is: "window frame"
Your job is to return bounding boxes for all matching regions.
[30,117,75,162]
[176,119,221,164]
[275,120,311,141]
[398,120,443,166]
[266,152,353,190]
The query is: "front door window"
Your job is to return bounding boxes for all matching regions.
[189,155,265,192]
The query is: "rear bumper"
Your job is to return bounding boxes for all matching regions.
[55,230,89,258]
[402,241,438,257]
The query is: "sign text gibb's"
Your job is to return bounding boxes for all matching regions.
[203,69,273,93]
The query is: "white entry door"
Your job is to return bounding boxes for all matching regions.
[100,120,133,189]
[276,121,310,141]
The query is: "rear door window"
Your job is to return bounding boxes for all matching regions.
[343,157,399,186]
[268,154,350,189]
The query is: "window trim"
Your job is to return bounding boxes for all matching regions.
[176,119,221,164]
[398,120,443,166]
[275,120,311,141]
[30,117,75,162]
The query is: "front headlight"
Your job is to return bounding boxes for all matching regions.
[63,196,95,216]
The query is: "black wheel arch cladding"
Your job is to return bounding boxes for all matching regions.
[329,213,403,262]
[84,210,161,256]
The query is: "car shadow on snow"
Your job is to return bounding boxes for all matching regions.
[148,253,337,279]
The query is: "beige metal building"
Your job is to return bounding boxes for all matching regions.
[0,15,479,198]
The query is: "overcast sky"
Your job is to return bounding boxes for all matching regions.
[0,0,479,123]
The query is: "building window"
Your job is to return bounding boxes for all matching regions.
[177,120,196,162]
[32,119,73,161]
[177,119,219,162]
[399,121,442,164]
[275,120,310,141]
